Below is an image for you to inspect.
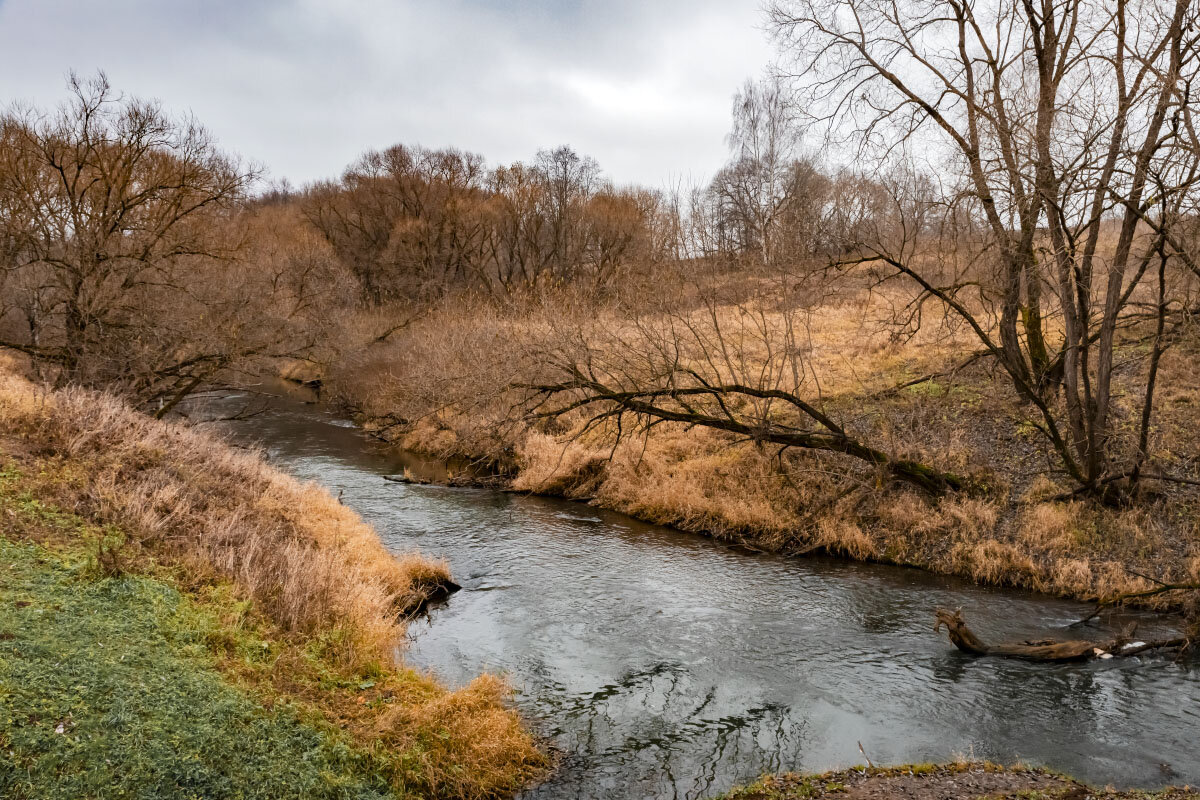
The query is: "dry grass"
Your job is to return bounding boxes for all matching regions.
[318,277,1200,612]
[0,364,547,798]
[0,369,439,665]
[512,432,608,497]
[593,431,807,543]
[371,673,542,798]
[213,645,546,799]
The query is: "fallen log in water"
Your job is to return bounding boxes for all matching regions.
[383,473,431,485]
[934,607,1188,661]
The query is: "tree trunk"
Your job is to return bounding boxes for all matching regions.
[934,608,1185,662]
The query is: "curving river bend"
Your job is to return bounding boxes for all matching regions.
[217,388,1199,799]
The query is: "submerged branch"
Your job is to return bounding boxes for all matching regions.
[1069,580,1200,627]
[935,608,1189,661]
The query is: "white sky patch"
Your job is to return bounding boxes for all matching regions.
[0,0,772,189]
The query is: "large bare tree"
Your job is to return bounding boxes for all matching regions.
[710,76,807,266]
[767,0,1200,496]
[0,74,313,414]
[302,144,491,303]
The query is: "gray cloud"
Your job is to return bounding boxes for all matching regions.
[0,0,772,188]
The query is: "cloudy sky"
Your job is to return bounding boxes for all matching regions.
[0,0,774,189]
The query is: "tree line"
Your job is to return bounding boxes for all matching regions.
[292,86,896,304]
[299,143,666,302]
[0,69,889,402]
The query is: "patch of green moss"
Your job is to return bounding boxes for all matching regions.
[906,381,947,398]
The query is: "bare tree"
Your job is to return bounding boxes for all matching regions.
[0,73,314,414]
[710,76,807,266]
[577,188,649,289]
[302,144,490,303]
[535,145,600,281]
[479,161,555,292]
[520,276,968,494]
[768,0,1200,496]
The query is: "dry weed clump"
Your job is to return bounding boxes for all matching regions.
[0,368,449,665]
[950,539,1039,587]
[813,517,877,560]
[1019,503,1082,554]
[230,644,545,800]
[372,673,545,800]
[593,430,807,544]
[0,366,53,424]
[511,432,608,497]
[1048,558,1096,595]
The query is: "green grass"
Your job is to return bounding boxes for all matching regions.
[0,537,396,800]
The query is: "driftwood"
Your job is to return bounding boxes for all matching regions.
[384,472,504,489]
[934,608,1187,662]
[383,473,432,486]
[401,576,462,618]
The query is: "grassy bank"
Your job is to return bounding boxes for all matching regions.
[0,362,546,799]
[321,281,1200,615]
[1,535,393,799]
[719,763,1197,800]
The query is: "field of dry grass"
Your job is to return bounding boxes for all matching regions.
[0,357,546,799]
[319,276,1200,615]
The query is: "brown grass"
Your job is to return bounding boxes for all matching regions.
[320,278,1200,613]
[0,369,436,665]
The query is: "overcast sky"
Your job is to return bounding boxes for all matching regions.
[0,0,774,189]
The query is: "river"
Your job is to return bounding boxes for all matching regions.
[215,388,1199,799]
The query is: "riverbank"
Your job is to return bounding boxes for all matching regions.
[205,383,1200,795]
[0,363,545,799]
[719,763,1198,800]
[2,533,396,799]
[317,286,1200,621]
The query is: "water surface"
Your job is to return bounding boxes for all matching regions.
[216,389,1199,799]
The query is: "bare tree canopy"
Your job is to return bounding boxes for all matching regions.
[0,73,319,413]
[764,0,1200,495]
[301,142,666,303]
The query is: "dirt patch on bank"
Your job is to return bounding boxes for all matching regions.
[723,764,1197,800]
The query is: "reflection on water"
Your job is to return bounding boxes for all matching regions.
[213,388,1199,799]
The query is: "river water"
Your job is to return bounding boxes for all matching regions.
[216,389,1199,799]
